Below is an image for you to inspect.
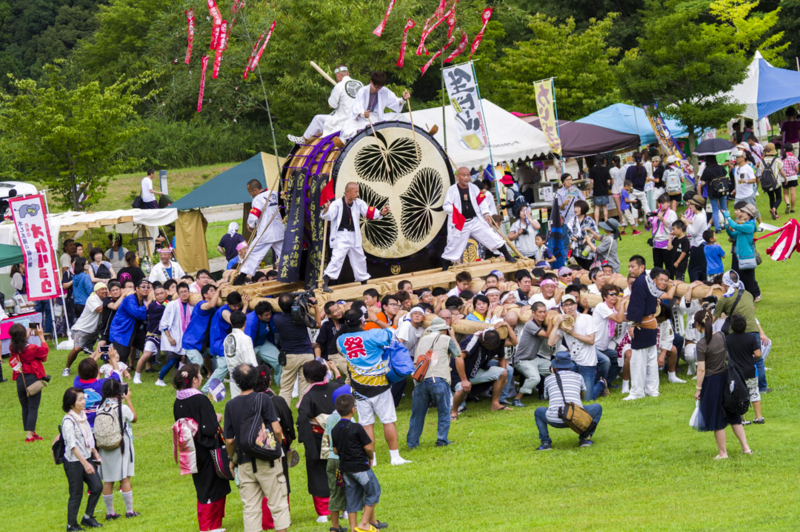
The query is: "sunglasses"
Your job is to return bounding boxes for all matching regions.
[608,293,618,297]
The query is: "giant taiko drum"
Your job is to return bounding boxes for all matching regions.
[282,120,454,279]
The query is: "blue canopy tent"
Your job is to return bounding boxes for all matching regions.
[576,103,687,145]
[726,51,800,120]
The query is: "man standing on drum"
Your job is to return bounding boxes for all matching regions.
[341,71,410,140]
[287,65,364,145]
[234,179,284,285]
[321,182,389,292]
[441,167,517,270]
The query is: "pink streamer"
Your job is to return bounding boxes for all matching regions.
[468,7,492,59]
[198,55,209,112]
[420,35,454,75]
[444,30,468,63]
[184,9,195,65]
[243,30,266,79]
[210,22,221,50]
[417,8,451,56]
[212,20,227,79]
[372,0,397,37]
[250,20,276,71]
[396,19,416,67]
[207,0,222,24]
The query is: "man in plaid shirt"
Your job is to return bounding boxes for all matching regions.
[782,144,798,214]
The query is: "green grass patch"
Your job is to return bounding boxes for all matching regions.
[2,194,799,531]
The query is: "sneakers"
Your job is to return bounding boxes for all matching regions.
[62,368,70,377]
[133,374,142,384]
[511,399,526,408]
[579,439,594,447]
[753,417,766,424]
[633,230,642,235]
[287,134,307,144]
[316,516,328,523]
[536,442,553,451]
[741,419,752,426]
[619,230,627,236]
[125,512,140,518]
[105,514,120,521]
[390,456,412,466]
[80,516,103,528]
[154,379,166,387]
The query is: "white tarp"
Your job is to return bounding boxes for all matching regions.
[726,50,800,120]
[403,99,552,170]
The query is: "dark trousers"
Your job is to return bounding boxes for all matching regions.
[688,245,707,282]
[766,188,782,212]
[732,254,761,299]
[16,374,41,431]
[652,247,671,271]
[64,460,102,526]
[35,301,52,335]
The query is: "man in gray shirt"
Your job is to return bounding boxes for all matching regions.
[511,302,553,406]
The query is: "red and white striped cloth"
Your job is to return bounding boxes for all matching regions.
[755,218,800,261]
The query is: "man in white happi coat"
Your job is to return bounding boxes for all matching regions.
[287,65,365,144]
[234,179,284,285]
[340,71,410,140]
[441,167,516,270]
[321,182,389,292]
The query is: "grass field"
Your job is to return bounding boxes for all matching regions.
[2,193,800,532]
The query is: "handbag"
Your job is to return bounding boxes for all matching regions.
[719,290,743,335]
[738,255,757,270]
[383,340,414,384]
[412,335,443,383]
[554,372,593,436]
[20,370,46,396]
[210,428,235,480]
[755,250,763,266]
[689,400,701,430]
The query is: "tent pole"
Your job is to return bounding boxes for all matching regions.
[240,7,283,179]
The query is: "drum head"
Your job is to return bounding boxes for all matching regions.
[334,121,452,259]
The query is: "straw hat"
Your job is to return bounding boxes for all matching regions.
[764,142,778,156]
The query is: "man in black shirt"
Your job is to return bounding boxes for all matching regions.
[272,292,315,403]
[224,364,290,532]
[450,329,511,416]
[313,301,347,377]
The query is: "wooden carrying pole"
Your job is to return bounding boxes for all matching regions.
[310,61,337,86]
[406,98,420,162]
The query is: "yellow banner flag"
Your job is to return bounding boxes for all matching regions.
[533,79,562,155]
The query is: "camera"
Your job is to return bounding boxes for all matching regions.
[291,290,317,328]
[120,383,129,395]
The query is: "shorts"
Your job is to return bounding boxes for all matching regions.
[73,329,99,352]
[453,365,506,391]
[746,377,761,403]
[343,469,381,514]
[326,458,347,512]
[355,389,397,426]
[668,193,681,199]
[594,195,610,206]
[144,334,161,353]
[784,178,798,188]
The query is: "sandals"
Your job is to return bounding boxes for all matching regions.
[330,527,348,532]
[492,405,513,411]
[450,412,459,421]
[743,449,754,455]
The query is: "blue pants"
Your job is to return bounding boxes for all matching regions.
[596,348,620,384]
[159,357,180,381]
[407,378,452,449]
[709,197,725,232]
[487,359,515,401]
[574,364,604,401]
[534,403,602,444]
[34,300,52,336]
[750,331,768,391]
[255,341,282,386]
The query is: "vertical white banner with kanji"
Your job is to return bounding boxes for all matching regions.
[443,62,488,151]
[9,194,60,300]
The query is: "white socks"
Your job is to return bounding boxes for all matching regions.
[621,380,630,394]
[122,490,133,514]
[133,373,142,384]
[668,372,686,383]
[389,449,411,465]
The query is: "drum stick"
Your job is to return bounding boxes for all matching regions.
[490,218,523,259]
[406,98,420,162]
[367,115,391,173]
[310,61,337,86]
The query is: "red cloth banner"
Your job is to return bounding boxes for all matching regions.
[452,206,466,231]
[8,194,60,301]
[243,30,266,79]
[198,55,209,112]
[420,35,454,75]
[444,30,468,63]
[207,0,222,24]
[212,20,228,79]
[250,20,276,71]
[372,0,397,37]
[396,19,416,67]
[468,7,492,59]
[417,8,451,56]
[319,179,335,206]
[210,22,221,50]
[184,9,195,65]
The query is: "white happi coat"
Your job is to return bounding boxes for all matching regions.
[149,260,185,283]
[441,182,504,261]
[159,298,193,355]
[341,85,406,139]
[223,328,257,398]
[324,76,364,136]
[241,189,284,276]
[321,197,383,281]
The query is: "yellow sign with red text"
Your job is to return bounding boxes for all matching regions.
[533,79,562,156]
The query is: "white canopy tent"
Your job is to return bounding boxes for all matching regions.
[403,99,553,170]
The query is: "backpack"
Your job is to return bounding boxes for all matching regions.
[710,173,731,197]
[383,340,414,384]
[664,167,683,195]
[760,157,780,192]
[52,425,66,465]
[722,361,751,416]
[239,393,283,463]
[94,401,124,451]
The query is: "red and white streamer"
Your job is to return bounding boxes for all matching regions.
[420,35,454,75]
[444,30,468,63]
[198,55,209,112]
[243,30,266,79]
[417,8,452,56]
[207,0,222,24]
[436,0,447,18]
[250,20,276,72]
[396,19,416,67]
[212,20,227,79]
[210,22,221,50]
[184,9,195,65]
[372,0,396,37]
[468,7,492,59]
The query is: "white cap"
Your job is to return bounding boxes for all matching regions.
[666,155,678,164]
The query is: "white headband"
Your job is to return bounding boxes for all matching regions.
[334,66,348,74]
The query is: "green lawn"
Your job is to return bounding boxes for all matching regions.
[2,193,800,531]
